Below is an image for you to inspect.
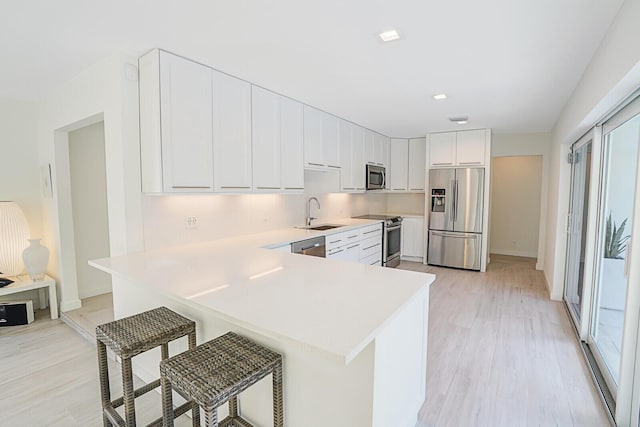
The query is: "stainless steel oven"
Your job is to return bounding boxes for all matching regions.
[352,214,402,267]
[384,217,402,268]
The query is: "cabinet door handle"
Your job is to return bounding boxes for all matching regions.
[172,186,211,189]
[459,161,482,165]
[308,162,324,167]
[347,244,359,249]
[363,243,380,251]
[220,186,251,189]
[432,162,453,166]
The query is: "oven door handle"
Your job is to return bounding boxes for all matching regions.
[386,225,401,232]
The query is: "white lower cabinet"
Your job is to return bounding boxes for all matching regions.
[325,223,383,266]
[328,243,360,262]
[401,217,425,259]
[358,223,383,266]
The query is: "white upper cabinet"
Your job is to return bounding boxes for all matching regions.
[252,87,304,192]
[252,86,281,190]
[339,121,367,192]
[322,112,340,169]
[428,130,486,167]
[351,125,365,190]
[339,119,354,190]
[212,70,252,192]
[408,138,426,191]
[304,106,340,170]
[365,130,388,167]
[364,129,376,165]
[429,132,457,167]
[280,97,304,190]
[143,50,214,193]
[389,138,409,191]
[456,129,486,165]
[304,105,325,168]
[380,134,390,169]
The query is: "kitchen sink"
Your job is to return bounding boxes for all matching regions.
[296,224,345,231]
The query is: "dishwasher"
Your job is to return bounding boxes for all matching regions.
[291,236,326,257]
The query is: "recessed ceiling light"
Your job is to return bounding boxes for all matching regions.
[449,116,468,124]
[379,30,400,42]
[433,94,447,100]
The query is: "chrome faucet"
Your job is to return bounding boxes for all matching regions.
[306,197,321,227]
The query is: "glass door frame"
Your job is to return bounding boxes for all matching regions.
[564,129,601,341]
[592,95,640,426]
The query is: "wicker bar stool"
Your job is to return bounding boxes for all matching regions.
[160,331,284,427]
[96,306,199,427]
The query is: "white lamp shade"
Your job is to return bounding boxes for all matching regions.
[0,201,30,276]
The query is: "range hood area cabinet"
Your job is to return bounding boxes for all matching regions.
[139,49,253,193]
[425,129,492,272]
[388,137,426,192]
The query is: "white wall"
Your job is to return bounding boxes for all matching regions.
[68,122,113,299]
[492,132,550,269]
[546,0,640,301]
[36,54,142,311]
[142,190,386,250]
[385,193,425,215]
[490,156,542,258]
[0,98,43,304]
[0,98,41,238]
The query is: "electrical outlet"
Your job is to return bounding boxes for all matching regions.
[185,216,198,229]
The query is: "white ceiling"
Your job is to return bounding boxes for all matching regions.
[0,0,624,137]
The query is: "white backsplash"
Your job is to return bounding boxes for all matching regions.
[142,169,417,250]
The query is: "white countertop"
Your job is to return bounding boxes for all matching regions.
[90,218,435,365]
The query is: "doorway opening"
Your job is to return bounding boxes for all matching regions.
[67,121,112,299]
[489,155,543,261]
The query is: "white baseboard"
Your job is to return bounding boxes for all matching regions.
[490,249,538,258]
[60,298,82,312]
[401,256,424,263]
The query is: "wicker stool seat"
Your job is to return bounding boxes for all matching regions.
[96,306,198,427]
[160,332,283,427]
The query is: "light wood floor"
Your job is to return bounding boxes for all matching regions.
[406,255,610,427]
[0,256,609,426]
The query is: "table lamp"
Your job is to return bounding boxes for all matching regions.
[0,201,30,278]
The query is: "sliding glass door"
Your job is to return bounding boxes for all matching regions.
[564,135,593,326]
[589,99,640,397]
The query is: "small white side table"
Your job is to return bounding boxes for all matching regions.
[0,275,58,320]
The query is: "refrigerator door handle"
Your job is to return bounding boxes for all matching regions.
[454,179,459,222]
[431,231,479,239]
[450,180,456,222]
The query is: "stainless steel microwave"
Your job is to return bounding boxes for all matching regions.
[366,164,386,190]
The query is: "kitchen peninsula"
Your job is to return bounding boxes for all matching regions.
[90,219,434,427]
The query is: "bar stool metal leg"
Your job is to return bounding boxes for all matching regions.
[273,362,284,427]
[121,357,136,427]
[188,331,200,427]
[161,374,175,427]
[97,341,113,427]
[204,406,218,427]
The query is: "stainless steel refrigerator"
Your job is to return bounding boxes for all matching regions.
[427,168,484,270]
